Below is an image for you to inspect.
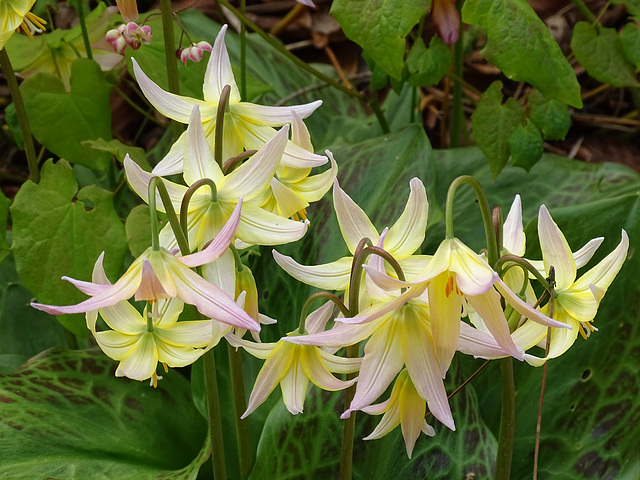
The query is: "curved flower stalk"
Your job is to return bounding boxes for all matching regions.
[227,301,361,417]
[273,177,430,291]
[0,0,45,50]
[508,206,628,366]
[362,369,436,459]
[86,254,214,387]
[31,201,259,333]
[124,106,308,249]
[131,24,326,175]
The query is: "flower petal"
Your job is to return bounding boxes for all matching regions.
[202,24,241,104]
[538,205,576,290]
[280,357,309,415]
[503,194,525,256]
[301,346,356,391]
[233,100,322,126]
[494,279,569,329]
[385,178,428,256]
[272,251,352,291]
[124,155,187,212]
[572,230,628,296]
[115,332,158,381]
[333,179,378,254]
[235,202,307,246]
[182,104,224,186]
[427,273,462,376]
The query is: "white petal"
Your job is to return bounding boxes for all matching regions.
[385,178,428,256]
[503,195,525,256]
[333,179,379,254]
[272,251,352,291]
[538,205,576,290]
[203,25,241,104]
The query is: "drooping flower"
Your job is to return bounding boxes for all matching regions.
[179,41,213,65]
[124,105,308,250]
[432,0,459,45]
[86,254,214,387]
[131,24,326,175]
[31,201,259,333]
[227,301,361,417]
[115,0,139,23]
[0,0,45,50]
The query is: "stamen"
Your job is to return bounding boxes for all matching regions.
[150,372,158,388]
[578,323,587,340]
[162,362,168,373]
[445,275,454,297]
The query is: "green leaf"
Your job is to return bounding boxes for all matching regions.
[3,104,22,150]
[84,138,151,171]
[508,119,544,171]
[462,0,582,107]
[20,58,113,170]
[620,23,640,70]
[612,0,640,15]
[125,204,152,258]
[0,191,10,266]
[571,22,639,87]
[0,348,209,479]
[406,37,452,87]
[10,159,127,336]
[471,81,525,179]
[331,0,431,79]
[528,90,571,140]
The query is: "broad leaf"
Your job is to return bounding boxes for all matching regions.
[462,0,582,107]
[571,22,639,87]
[528,90,571,141]
[125,204,153,258]
[10,159,127,336]
[406,37,452,87]
[620,23,640,70]
[0,348,209,479]
[508,119,544,172]
[0,191,10,266]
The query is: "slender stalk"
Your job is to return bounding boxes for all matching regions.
[179,178,218,239]
[450,0,464,147]
[76,0,93,59]
[148,177,190,254]
[159,0,183,140]
[203,349,228,480]
[227,344,252,480]
[297,292,349,333]
[240,0,247,100]
[495,357,515,480]
[0,49,39,183]
[368,94,390,134]
[215,85,232,167]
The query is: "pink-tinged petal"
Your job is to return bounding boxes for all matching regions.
[342,284,427,325]
[458,321,522,359]
[235,202,307,246]
[466,289,523,360]
[94,330,138,360]
[243,342,295,417]
[63,277,111,296]
[280,357,309,415]
[427,273,462,376]
[318,349,361,374]
[285,319,379,348]
[349,320,404,411]
[220,126,289,201]
[385,178,428,256]
[291,111,312,151]
[31,263,143,315]
[503,195,525,256]
[301,346,356,391]
[226,333,275,359]
[156,341,209,367]
[124,155,186,211]
[202,249,236,297]
[203,25,241,104]
[572,230,628,295]
[510,320,547,353]
[273,251,352,290]
[233,100,322,126]
[91,252,109,284]
[131,58,198,122]
[573,237,605,269]
[115,332,158,380]
[179,200,242,267]
[363,403,400,440]
[152,132,186,176]
[361,396,392,416]
[401,307,455,430]
[182,104,224,186]
[333,179,378,254]
[432,0,460,44]
[363,264,411,292]
[494,279,569,329]
[304,300,335,335]
[398,376,428,458]
[538,205,576,290]
[155,320,213,347]
[135,259,169,301]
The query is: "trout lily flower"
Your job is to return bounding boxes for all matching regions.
[507,206,628,366]
[0,0,45,50]
[227,301,361,416]
[31,202,259,333]
[86,254,215,387]
[131,24,326,176]
[125,105,308,250]
[273,177,430,292]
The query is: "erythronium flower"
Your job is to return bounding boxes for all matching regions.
[432,0,459,44]
[107,21,151,53]
[509,206,628,366]
[32,201,259,332]
[86,254,214,387]
[227,301,361,416]
[179,41,213,65]
[273,177,430,291]
[361,369,435,459]
[131,24,326,175]
[0,0,45,50]
[125,106,308,249]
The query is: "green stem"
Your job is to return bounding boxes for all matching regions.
[240,0,247,100]
[76,0,93,59]
[571,0,597,23]
[160,0,183,140]
[368,94,390,134]
[148,177,190,254]
[444,176,498,265]
[450,0,464,147]
[215,85,232,167]
[227,343,252,480]
[179,178,218,240]
[495,357,515,480]
[494,255,553,293]
[203,349,228,480]
[0,49,39,183]
[297,292,349,334]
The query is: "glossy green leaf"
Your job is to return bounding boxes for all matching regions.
[10,159,127,336]
[20,58,114,170]
[331,0,430,79]
[571,22,639,87]
[508,119,544,172]
[471,81,525,179]
[0,348,209,479]
[406,37,452,87]
[125,204,153,258]
[528,90,572,141]
[462,0,582,107]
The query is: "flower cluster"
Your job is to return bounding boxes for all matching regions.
[106,22,152,54]
[178,41,213,65]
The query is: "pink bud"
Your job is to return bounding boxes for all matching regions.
[123,22,152,50]
[179,41,213,65]
[106,25,128,54]
[432,0,459,45]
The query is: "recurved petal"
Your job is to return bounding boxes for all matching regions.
[503,194,525,256]
[152,132,186,176]
[203,24,241,104]
[226,333,275,359]
[385,178,428,256]
[538,205,576,290]
[448,239,497,295]
[115,332,158,380]
[572,230,628,295]
[286,150,338,203]
[94,330,138,360]
[99,298,145,335]
[494,279,569,329]
[132,58,198,122]
[155,319,213,347]
[156,341,209,368]
[233,100,322,126]
[363,403,400,440]
[124,155,187,212]
[234,202,307,246]
[302,346,356,391]
[272,250,352,291]
[458,321,522,359]
[333,179,378,254]
[318,349,361,374]
[291,111,312,151]
[182,104,224,186]
[280,358,309,415]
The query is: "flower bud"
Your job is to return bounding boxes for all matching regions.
[123,21,152,50]
[106,24,128,54]
[179,41,213,65]
[115,0,139,23]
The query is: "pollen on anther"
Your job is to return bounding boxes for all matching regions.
[162,362,168,373]
[445,275,455,297]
